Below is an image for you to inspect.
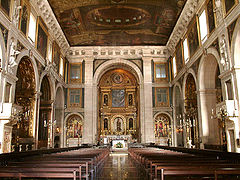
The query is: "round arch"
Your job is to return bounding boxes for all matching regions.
[198,50,222,147]
[182,69,198,102]
[231,17,240,67]
[64,113,84,147]
[93,58,143,84]
[15,50,39,91]
[54,85,65,147]
[173,82,184,147]
[153,112,172,146]
[91,59,146,143]
[39,71,55,100]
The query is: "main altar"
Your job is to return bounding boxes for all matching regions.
[98,69,140,143]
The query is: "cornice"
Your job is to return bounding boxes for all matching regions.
[67,46,169,62]
[166,0,198,54]
[31,0,70,56]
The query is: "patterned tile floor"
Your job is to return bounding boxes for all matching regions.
[97,151,147,180]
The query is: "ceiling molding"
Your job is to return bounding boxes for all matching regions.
[31,0,70,56]
[166,0,198,54]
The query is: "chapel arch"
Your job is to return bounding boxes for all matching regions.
[199,54,222,148]
[12,56,36,151]
[38,75,52,149]
[54,86,64,148]
[65,114,83,147]
[154,113,171,145]
[184,73,199,148]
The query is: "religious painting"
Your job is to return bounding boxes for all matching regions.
[67,115,83,138]
[185,74,197,110]
[228,20,237,45]
[47,1,187,46]
[187,18,199,58]
[0,23,8,49]
[175,41,183,73]
[37,19,48,59]
[69,63,82,83]
[155,114,170,137]
[0,0,10,16]
[112,89,125,107]
[53,42,60,72]
[224,0,237,14]
[207,0,215,34]
[20,2,29,35]
[155,88,169,107]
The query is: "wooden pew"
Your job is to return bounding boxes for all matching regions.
[129,147,240,180]
[0,146,110,180]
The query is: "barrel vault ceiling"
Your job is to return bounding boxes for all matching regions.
[47,0,187,46]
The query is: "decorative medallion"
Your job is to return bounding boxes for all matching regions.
[112,73,123,84]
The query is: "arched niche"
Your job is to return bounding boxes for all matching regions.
[198,53,222,148]
[173,84,184,147]
[184,73,199,148]
[38,75,52,149]
[65,114,83,147]
[12,56,36,152]
[154,113,171,146]
[54,85,64,148]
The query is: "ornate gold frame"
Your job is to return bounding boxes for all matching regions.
[19,0,30,36]
[35,16,49,59]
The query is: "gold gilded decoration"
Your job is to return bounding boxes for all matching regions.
[155,114,170,137]
[12,57,36,149]
[98,69,139,141]
[67,115,83,139]
[112,73,123,84]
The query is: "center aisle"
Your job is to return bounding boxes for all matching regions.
[98,151,147,180]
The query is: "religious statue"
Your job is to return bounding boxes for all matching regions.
[104,118,108,130]
[117,118,121,131]
[219,34,229,70]
[13,0,22,28]
[103,94,108,106]
[8,38,20,73]
[214,0,223,26]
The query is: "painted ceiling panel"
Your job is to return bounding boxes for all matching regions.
[48,0,187,46]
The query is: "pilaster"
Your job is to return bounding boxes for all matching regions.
[142,57,154,143]
[83,57,94,144]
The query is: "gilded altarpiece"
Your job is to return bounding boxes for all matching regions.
[98,69,139,142]
[12,57,36,151]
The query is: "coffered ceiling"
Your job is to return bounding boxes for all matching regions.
[48,0,187,46]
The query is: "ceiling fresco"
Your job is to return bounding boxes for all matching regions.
[48,0,187,46]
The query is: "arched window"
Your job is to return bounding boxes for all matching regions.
[67,115,83,138]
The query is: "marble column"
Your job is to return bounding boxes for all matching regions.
[83,57,94,144]
[142,57,154,143]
